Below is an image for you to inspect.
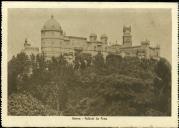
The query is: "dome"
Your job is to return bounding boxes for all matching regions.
[90,33,97,37]
[42,15,62,31]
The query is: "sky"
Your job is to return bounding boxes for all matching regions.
[8,8,172,62]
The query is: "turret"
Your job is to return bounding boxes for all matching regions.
[100,34,108,44]
[89,33,97,42]
[123,25,132,47]
[24,38,31,48]
[141,39,150,47]
[140,39,150,59]
[155,44,160,57]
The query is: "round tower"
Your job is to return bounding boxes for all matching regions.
[41,15,63,59]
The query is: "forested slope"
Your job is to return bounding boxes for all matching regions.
[8,52,171,116]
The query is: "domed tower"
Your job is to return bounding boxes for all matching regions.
[100,34,108,44]
[41,15,63,59]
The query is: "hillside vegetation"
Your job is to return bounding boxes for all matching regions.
[8,52,171,116]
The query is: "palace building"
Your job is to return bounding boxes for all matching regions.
[23,15,160,62]
[41,15,108,62]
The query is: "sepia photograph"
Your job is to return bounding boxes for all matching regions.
[1,2,178,127]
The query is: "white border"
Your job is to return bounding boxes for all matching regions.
[1,2,178,127]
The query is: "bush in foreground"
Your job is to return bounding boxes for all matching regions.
[8,92,59,116]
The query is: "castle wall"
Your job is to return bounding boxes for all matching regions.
[41,31,61,38]
[67,36,87,50]
[117,46,141,57]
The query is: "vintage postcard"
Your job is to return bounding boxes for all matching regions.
[1,2,178,127]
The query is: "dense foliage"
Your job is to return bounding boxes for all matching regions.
[8,52,171,116]
[8,92,59,115]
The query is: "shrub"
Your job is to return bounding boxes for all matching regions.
[8,92,59,116]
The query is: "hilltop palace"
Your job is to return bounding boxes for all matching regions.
[22,15,160,63]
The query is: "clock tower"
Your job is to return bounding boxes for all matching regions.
[123,25,132,47]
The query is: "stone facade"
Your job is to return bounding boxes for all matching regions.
[107,25,160,60]
[39,15,160,61]
[41,15,109,62]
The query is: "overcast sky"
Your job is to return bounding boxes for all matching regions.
[8,8,171,62]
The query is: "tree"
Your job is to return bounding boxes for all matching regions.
[153,58,171,114]
[8,92,59,116]
[93,52,105,70]
[8,51,171,116]
[106,54,122,68]
[8,52,30,94]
